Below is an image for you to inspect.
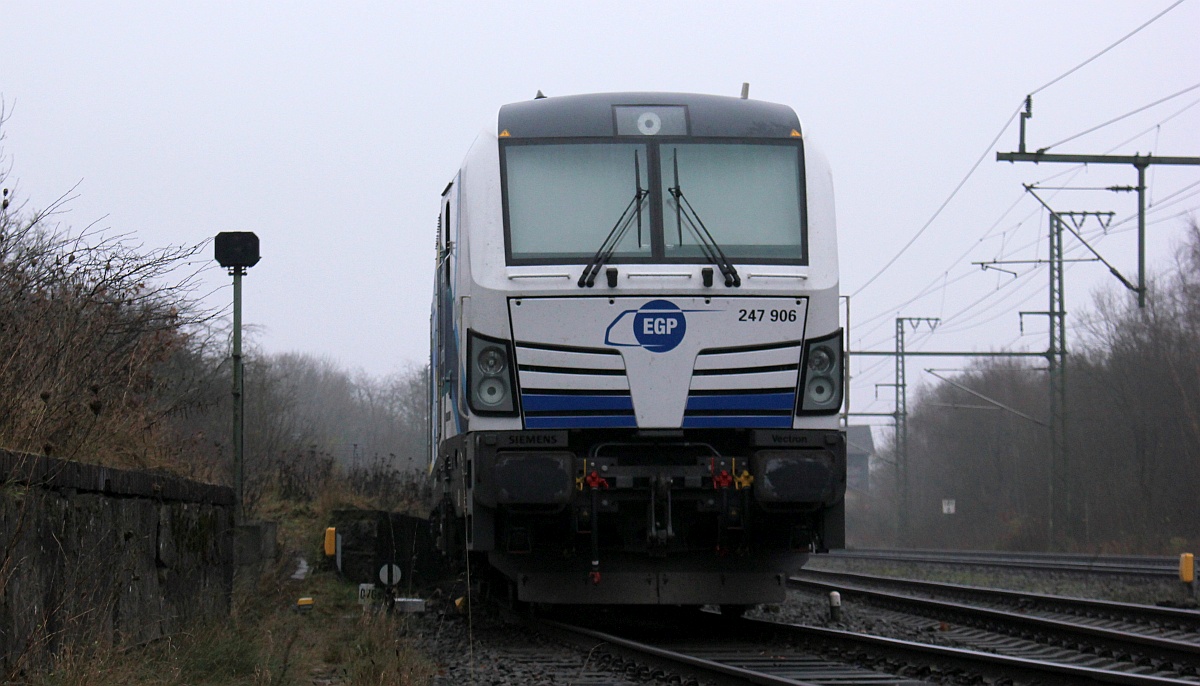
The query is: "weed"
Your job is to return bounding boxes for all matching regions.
[24,567,436,686]
[345,613,435,686]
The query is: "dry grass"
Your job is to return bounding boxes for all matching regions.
[23,488,437,686]
[250,460,429,562]
[25,571,438,686]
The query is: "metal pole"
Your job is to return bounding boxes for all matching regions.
[889,317,940,545]
[1137,162,1147,308]
[996,151,1200,311]
[1046,214,1061,546]
[842,295,851,427]
[214,230,259,525]
[232,267,245,524]
[1054,215,1069,541]
[895,319,907,545]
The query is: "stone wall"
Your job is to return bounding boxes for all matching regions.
[0,450,235,676]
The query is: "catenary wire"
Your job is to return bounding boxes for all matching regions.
[852,12,1197,323]
[1041,81,1200,152]
[1028,0,1189,96]
[850,1,1196,408]
[848,105,1023,298]
[853,101,1198,335]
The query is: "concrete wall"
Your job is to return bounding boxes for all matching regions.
[0,450,235,676]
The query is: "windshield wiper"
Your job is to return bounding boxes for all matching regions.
[666,150,741,287]
[578,152,649,287]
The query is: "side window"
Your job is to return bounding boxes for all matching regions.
[438,197,456,385]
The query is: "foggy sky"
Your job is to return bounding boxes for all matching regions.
[3,1,1198,421]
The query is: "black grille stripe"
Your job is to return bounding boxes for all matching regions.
[519,364,627,376]
[697,339,804,356]
[515,340,621,355]
[692,363,799,376]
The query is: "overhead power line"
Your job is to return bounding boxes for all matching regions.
[849,106,1023,298]
[848,2,1194,303]
[849,2,1195,411]
[1042,81,1200,152]
[1029,0,1189,96]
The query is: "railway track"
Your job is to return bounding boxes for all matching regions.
[537,614,923,685]
[827,548,1182,577]
[537,608,1200,685]
[787,570,1200,683]
[798,569,1200,638]
[423,548,1199,685]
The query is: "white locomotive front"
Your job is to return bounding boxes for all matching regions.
[430,92,845,608]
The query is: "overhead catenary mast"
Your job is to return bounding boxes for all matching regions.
[997,95,1200,309]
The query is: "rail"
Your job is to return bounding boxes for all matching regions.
[829,547,1180,576]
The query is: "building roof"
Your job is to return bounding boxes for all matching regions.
[846,425,876,458]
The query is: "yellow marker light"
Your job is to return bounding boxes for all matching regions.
[790,129,802,137]
[499,129,511,137]
[1181,553,1195,583]
[324,527,337,557]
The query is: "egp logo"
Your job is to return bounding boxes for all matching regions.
[605,300,687,353]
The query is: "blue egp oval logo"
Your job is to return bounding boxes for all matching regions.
[632,300,686,353]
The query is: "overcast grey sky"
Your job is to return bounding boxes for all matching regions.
[3,1,1198,422]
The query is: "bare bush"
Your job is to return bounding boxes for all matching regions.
[346,452,426,510]
[0,106,432,508]
[0,110,215,472]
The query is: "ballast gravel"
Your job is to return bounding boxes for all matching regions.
[405,599,662,686]
[337,558,1190,686]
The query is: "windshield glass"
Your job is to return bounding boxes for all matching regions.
[505,143,651,262]
[503,140,805,265]
[661,143,804,261]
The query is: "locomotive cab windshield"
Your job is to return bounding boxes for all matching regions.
[502,139,808,266]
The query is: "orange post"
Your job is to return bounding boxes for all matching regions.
[324,527,337,557]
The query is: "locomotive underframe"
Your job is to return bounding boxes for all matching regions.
[436,427,845,605]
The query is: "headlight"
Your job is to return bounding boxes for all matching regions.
[798,330,843,414]
[475,376,510,407]
[468,331,519,415]
[806,376,836,405]
[807,345,833,374]
[477,346,507,375]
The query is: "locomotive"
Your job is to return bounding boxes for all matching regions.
[430,91,845,609]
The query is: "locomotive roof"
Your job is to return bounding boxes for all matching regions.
[497,92,802,139]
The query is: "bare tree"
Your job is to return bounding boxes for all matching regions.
[884,216,1200,554]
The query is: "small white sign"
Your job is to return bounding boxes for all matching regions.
[942,499,956,515]
[379,564,402,586]
[358,583,382,606]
